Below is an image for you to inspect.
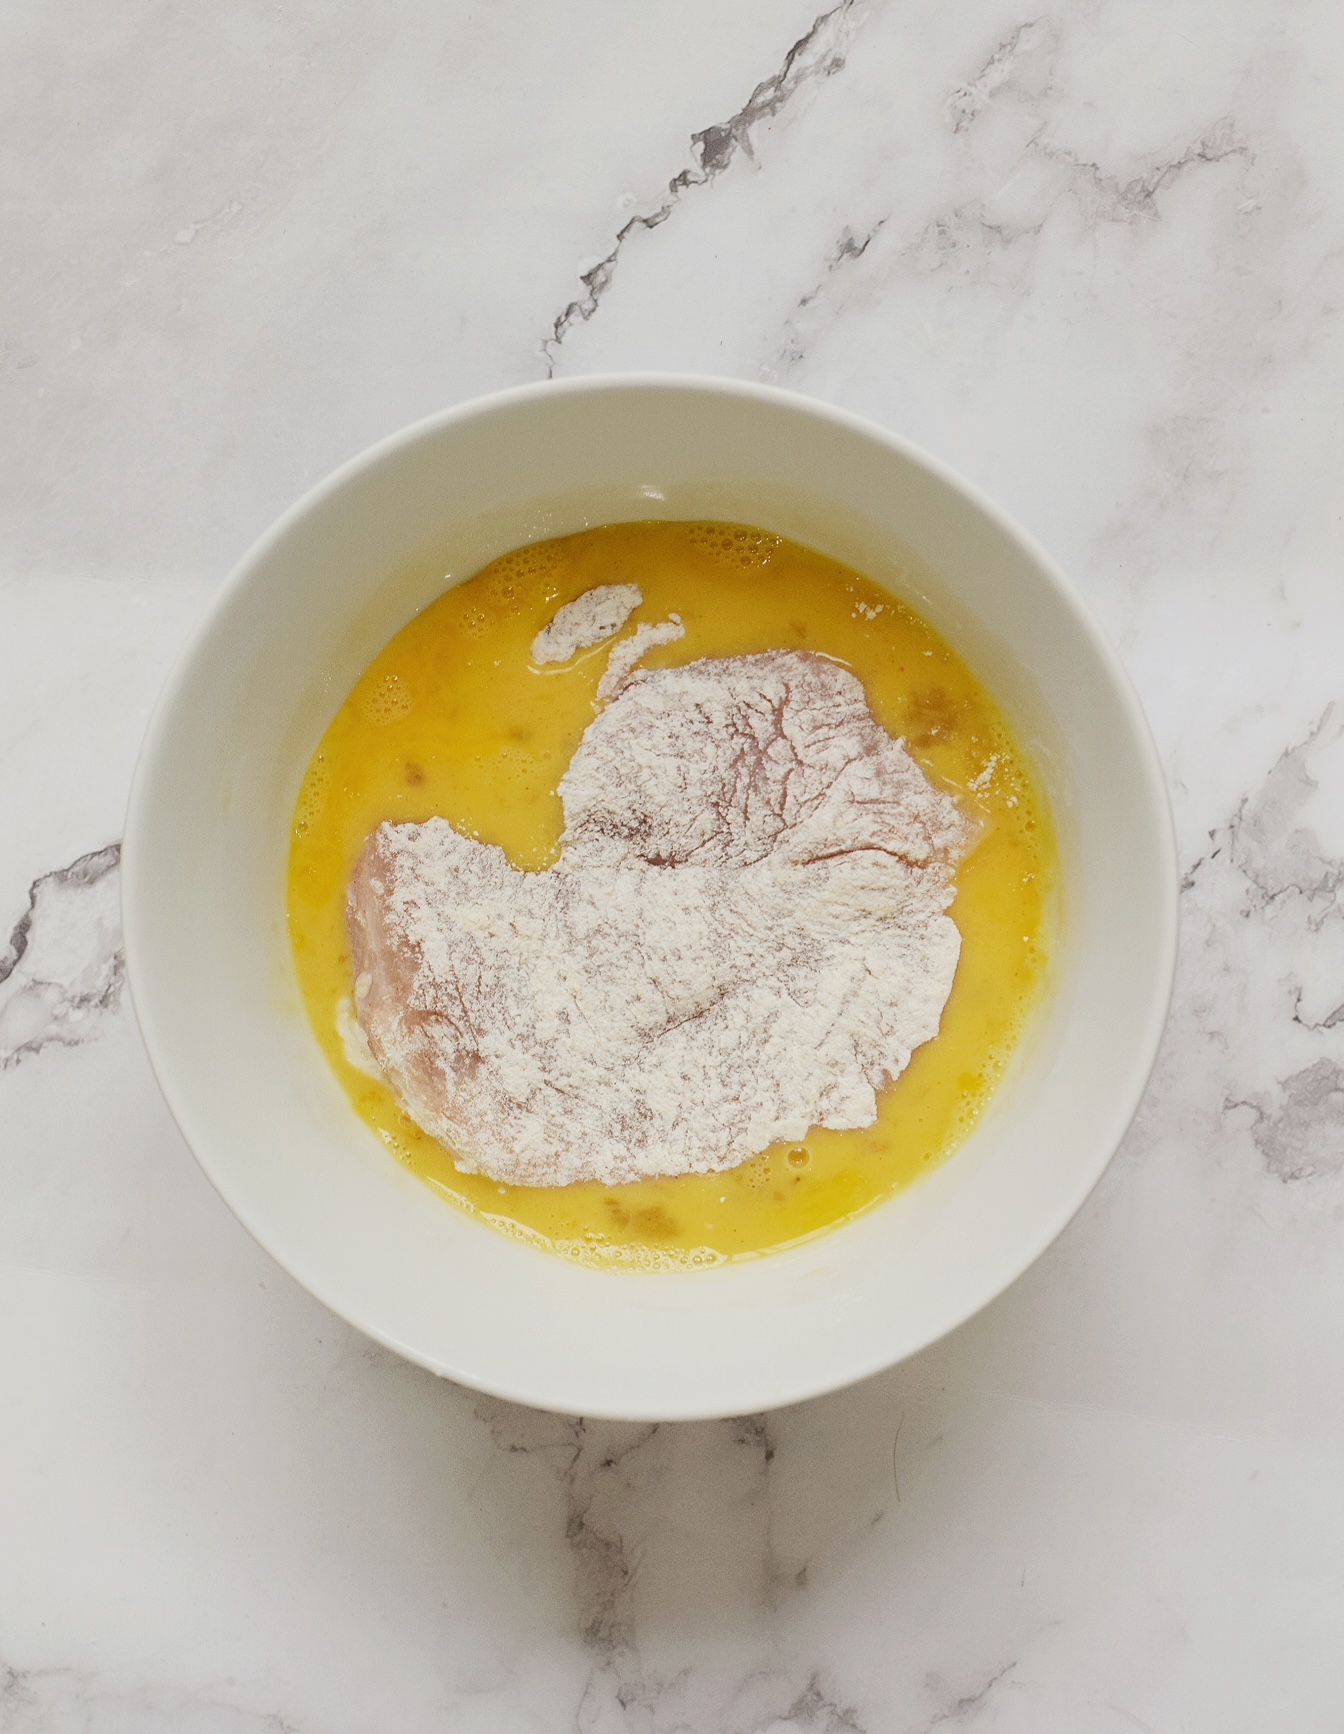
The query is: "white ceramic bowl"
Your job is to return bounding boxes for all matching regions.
[123,376,1177,1421]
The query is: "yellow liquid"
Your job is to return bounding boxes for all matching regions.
[288,522,1055,1268]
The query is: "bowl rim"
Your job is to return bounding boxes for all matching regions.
[123,372,1179,1418]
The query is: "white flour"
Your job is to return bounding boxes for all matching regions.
[335,994,381,1078]
[530,583,641,664]
[595,614,685,699]
[348,625,974,1188]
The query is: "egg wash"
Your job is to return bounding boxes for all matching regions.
[287,521,1056,1268]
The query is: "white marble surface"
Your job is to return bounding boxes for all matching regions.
[4,0,1344,1726]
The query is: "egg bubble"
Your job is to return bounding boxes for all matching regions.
[359,672,413,724]
[688,522,784,569]
[737,1153,773,1190]
[478,541,568,615]
[479,1215,724,1271]
[293,755,330,835]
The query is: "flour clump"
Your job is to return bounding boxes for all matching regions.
[348,649,974,1187]
[531,583,641,665]
[596,614,685,699]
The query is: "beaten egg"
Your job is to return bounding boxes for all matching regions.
[288,521,1056,1267]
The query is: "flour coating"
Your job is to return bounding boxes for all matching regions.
[348,650,974,1187]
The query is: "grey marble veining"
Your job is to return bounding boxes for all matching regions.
[4,1,1344,1728]
[0,845,122,1074]
[543,0,868,373]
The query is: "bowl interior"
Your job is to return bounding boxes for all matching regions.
[123,378,1176,1420]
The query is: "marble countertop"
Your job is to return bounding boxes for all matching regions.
[4,1,1343,1727]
